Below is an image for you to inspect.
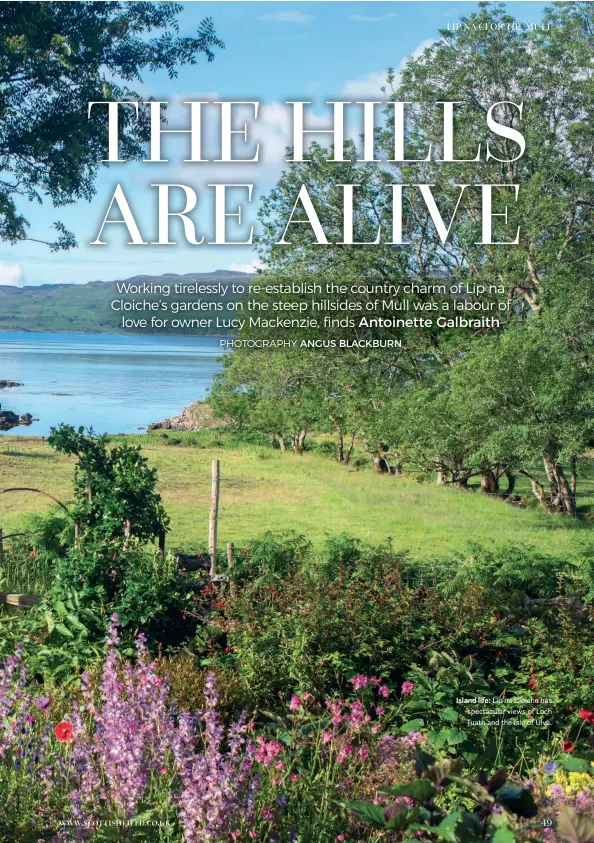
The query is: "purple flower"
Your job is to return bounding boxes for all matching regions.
[1,619,262,837]
[544,761,558,774]
[173,672,259,840]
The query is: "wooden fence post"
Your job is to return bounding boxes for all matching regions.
[209,459,220,577]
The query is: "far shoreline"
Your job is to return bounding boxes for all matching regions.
[0,328,235,339]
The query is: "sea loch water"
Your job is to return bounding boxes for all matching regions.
[0,332,226,436]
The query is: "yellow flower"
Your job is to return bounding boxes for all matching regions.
[567,772,593,796]
[552,769,594,797]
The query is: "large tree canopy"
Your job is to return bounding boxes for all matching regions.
[0,1,223,248]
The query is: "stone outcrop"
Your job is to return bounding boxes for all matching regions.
[148,400,227,432]
[0,380,23,388]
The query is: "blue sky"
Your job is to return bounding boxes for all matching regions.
[1,1,549,286]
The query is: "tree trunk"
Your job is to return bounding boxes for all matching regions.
[86,467,93,503]
[372,453,390,474]
[480,468,499,494]
[502,470,516,498]
[276,435,286,452]
[542,452,560,503]
[543,451,576,516]
[337,431,345,463]
[520,459,575,517]
[555,465,576,516]
[523,472,554,513]
[452,470,472,489]
[344,433,355,465]
[570,455,577,497]
[393,462,403,477]
[123,518,132,550]
[291,427,307,452]
[435,457,447,486]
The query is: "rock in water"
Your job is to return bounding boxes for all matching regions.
[0,404,34,431]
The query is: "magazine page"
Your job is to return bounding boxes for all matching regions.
[0,1,593,840]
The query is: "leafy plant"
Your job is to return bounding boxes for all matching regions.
[343,749,537,841]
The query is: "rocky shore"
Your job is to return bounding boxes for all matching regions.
[0,407,33,431]
[0,380,32,430]
[148,400,227,432]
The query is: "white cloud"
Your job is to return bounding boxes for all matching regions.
[340,40,435,100]
[0,262,23,286]
[347,13,398,23]
[228,259,264,274]
[341,70,388,100]
[259,10,313,24]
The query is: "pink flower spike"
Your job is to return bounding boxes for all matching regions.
[289,695,302,711]
[401,681,415,696]
[378,684,390,698]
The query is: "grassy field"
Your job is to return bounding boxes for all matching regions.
[1,430,592,561]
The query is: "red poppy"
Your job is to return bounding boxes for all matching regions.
[562,741,575,753]
[55,721,74,742]
[578,710,594,724]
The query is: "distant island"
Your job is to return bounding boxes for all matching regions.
[0,270,253,335]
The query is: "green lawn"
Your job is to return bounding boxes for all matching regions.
[0,431,592,561]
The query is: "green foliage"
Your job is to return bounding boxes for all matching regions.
[212,1,594,516]
[343,750,537,841]
[0,2,222,249]
[48,424,169,546]
[229,531,312,585]
[212,531,594,768]
[442,544,582,601]
[35,589,106,683]
[219,535,491,704]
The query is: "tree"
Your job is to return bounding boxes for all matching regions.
[447,327,593,515]
[0,2,223,248]
[47,424,169,546]
[213,2,594,515]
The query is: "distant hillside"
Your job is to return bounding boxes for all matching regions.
[0,270,252,335]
